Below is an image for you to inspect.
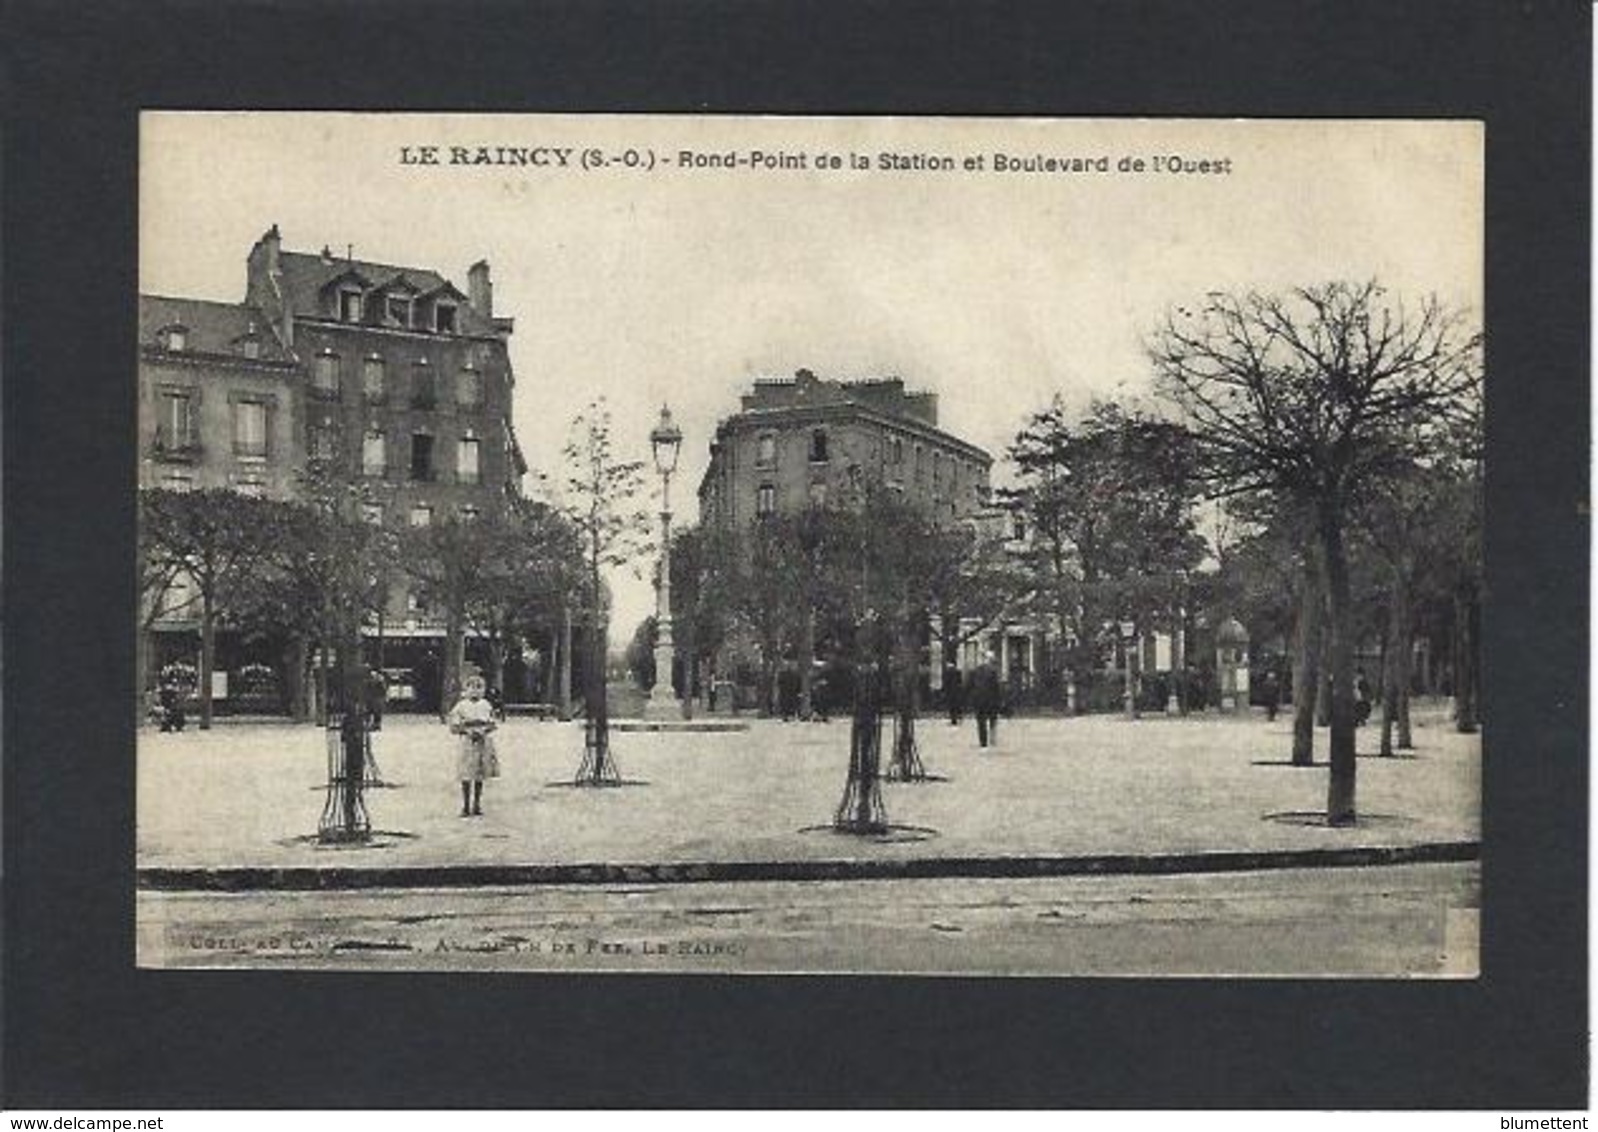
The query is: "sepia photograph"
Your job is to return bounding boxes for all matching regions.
[134,111,1483,977]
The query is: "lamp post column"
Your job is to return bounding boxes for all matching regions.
[649,472,677,714]
[646,404,684,719]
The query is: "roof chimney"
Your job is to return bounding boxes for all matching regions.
[260,224,281,275]
[468,260,492,318]
[320,245,334,264]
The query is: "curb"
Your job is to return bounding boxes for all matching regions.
[137,840,1480,893]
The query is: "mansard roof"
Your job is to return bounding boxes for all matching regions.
[278,251,494,334]
[138,295,293,362]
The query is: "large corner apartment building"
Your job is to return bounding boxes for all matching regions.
[696,368,994,528]
[139,225,528,708]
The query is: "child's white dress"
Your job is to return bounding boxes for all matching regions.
[447,696,500,781]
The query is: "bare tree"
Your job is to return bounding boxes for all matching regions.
[1150,282,1480,824]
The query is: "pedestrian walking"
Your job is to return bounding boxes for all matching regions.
[365,667,387,732]
[969,653,1002,748]
[1261,669,1281,722]
[944,664,964,726]
[1354,669,1373,727]
[447,673,499,817]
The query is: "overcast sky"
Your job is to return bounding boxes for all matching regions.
[142,113,1482,644]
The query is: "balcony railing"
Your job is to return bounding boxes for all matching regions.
[150,434,202,463]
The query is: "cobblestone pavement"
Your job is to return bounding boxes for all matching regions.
[137,701,1479,871]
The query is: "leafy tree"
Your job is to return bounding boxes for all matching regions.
[558,400,654,784]
[139,487,293,729]
[1006,397,1207,685]
[668,523,742,706]
[461,497,585,700]
[1150,281,1480,823]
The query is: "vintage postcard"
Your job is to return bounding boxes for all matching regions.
[135,112,1482,975]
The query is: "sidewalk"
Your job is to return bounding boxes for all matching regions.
[136,701,1480,888]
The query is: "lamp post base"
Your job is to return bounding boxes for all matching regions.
[643,690,683,721]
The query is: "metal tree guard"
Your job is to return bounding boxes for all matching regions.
[318,710,372,844]
[885,678,926,781]
[574,618,622,786]
[835,617,889,833]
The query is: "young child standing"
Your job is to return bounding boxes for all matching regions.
[447,674,499,816]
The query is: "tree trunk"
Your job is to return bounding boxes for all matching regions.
[136,627,154,727]
[1291,557,1322,766]
[557,603,573,720]
[487,635,506,696]
[1454,590,1479,733]
[199,592,216,730]
[285,634,309,722]
[798,607,816,720]
[1315,642,1332,728]
[314,638,329,728]
[1393,577,1415,749]
[1320,510,1357,825]
[442,603,465,719]
[1379,625,1395,757]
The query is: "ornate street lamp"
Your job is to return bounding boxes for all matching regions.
[647,404,683,717]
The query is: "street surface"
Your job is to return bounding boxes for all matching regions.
[136,704,1480,975]
[139,862,1478,976]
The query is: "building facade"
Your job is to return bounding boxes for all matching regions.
[698,368,993,528]
[139,295,303,497]
[139,226,529,713]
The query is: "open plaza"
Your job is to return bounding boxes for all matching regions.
[137,702,1479,876]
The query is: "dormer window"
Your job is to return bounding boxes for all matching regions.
[435,303,457,334]
[385,295,411,327]
[241,336,260,360]
[160,325,187,352]
[338,289,362,323]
